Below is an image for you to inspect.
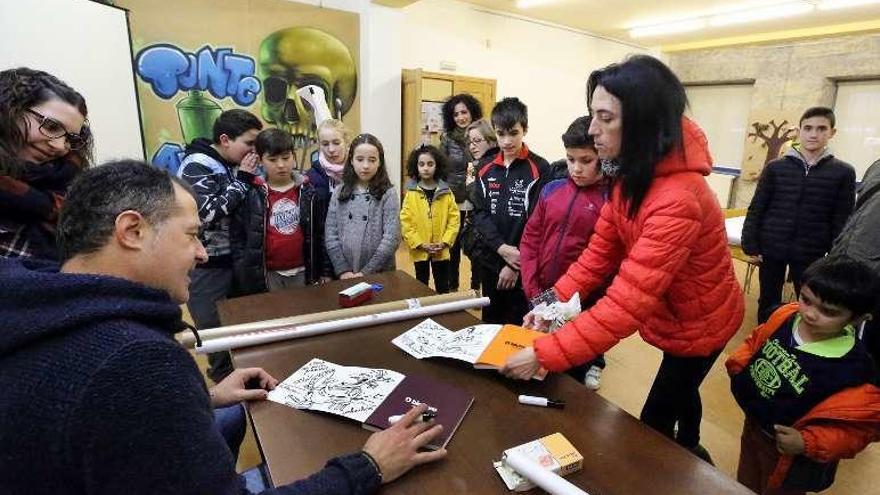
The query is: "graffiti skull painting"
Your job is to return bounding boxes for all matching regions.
[258,27,358,153]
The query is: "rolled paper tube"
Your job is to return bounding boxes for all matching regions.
[178,290,478,348]
[504,451,590,495]
[195,296,491,354]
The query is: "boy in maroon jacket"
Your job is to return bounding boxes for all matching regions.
[520,116,609,389]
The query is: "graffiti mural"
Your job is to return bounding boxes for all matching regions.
[119,0,360,174]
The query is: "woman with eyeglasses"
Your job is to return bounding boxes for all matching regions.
[440,93,483,292]
[0,68,92,260]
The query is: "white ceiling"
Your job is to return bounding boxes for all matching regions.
[460,0,880,48]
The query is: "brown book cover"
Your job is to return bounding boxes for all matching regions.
[362,374,474,450]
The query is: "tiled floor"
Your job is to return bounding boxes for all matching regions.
[193,248,878,493]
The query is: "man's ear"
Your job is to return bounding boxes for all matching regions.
[829,127,837,139]
[217,134,230,148]
[114,210,149,251]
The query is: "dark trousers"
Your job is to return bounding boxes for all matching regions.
[449,213,465,291]
[188,267,235,383]
[478,264,529,325]
[640,350,721,449]
[737,416,806,495]
[414,259,451,294]
[566,355,607,382]
[757,258,813,323]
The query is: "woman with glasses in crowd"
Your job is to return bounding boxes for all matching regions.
[0,67,92,260]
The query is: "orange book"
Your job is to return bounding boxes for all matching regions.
[474,325,546,369]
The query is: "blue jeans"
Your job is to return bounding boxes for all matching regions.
[213,404,246,463]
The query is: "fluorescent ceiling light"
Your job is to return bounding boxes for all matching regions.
[818,0,880,10]
[630,19,707,38]
[708,2,815,26]
[516,0,556,8]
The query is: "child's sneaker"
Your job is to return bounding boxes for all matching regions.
[583,365,602,390]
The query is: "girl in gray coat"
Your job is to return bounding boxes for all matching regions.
[325,133,400,278]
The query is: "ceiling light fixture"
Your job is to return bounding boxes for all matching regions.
[630,19,707,38]
[818,0,880,10]
[708,2,815,27]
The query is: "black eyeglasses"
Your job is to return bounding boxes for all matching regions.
[26,109,90,151]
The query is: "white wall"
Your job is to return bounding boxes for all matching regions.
[399,0,649,161]
[0,0,144,163]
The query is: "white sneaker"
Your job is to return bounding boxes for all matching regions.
[583,365,602,390]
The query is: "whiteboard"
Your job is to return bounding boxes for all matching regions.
[0,0,145,163]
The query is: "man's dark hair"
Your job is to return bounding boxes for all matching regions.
[587,55,688,218]
[800,106,836,128]
[491,97,528,131]
[57,160,191,261]
[802,254,880,317]
[255,128,294,157]
[441,93,483,132]
[406,144,449,181]
[212,109,262,143]
[561,116,595,150]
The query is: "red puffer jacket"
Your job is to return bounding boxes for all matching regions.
[534,118,744,371]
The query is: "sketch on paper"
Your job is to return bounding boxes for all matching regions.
[391,318,451,359]
[267,358,404,422]
[434,325,499,363]
[393,320,500,364]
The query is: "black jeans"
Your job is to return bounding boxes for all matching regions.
[478,264,529,325]
[414,259,451,294]
[449,213,465,291]
[640,350,721,449]
[757,258,813,323]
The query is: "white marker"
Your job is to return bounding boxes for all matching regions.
[518,394,566,409]
[388,410,438,425]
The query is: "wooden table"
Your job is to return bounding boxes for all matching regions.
[221,271,751,494]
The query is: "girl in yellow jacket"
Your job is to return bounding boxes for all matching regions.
[400,145,460,293]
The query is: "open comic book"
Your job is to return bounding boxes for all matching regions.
[267,358,473,450]
[392,319,548,379]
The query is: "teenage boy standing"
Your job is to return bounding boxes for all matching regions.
[471,97,549,324]
[742,107,855,323]
[177,109,263,382]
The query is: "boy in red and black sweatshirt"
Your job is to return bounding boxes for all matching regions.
[519,116,609,389]
[472,97,550,325]
[727,254,880,494]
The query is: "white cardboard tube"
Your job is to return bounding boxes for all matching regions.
[505,451,589,495]
[196,297,490,354]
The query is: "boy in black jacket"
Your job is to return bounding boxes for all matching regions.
[742,107,856,323]
[471,97,549,324]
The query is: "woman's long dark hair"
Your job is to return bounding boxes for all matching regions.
[338,133,393,201]
[587,55,687,218]
[0,68,93,176]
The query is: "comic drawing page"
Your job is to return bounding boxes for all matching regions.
[433,324,500,363]
[267,358,405,422]
[391,318,453,359]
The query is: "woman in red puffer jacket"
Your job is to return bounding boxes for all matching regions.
[502,55,744,463]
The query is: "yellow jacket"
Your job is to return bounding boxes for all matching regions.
[400,179,460,262]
